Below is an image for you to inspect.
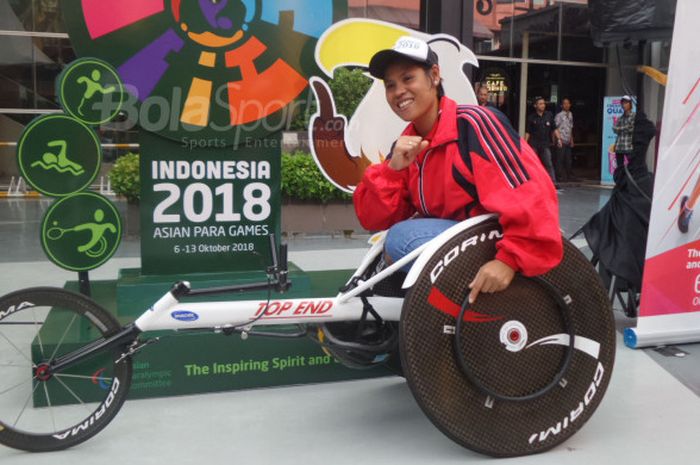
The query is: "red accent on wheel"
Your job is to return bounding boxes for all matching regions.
[35,364,52,381]
[509,330,521,343]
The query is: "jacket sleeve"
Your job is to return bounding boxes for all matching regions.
[353,161,415,231]
[456,108,563,276]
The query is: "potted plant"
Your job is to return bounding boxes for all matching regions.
[281,151,363,235]
[108,152,140,235]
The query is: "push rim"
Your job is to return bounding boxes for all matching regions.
[453,275,575,402]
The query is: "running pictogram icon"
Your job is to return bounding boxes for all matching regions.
[76,69,117,117]
[58,58,124,125]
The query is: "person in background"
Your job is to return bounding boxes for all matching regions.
[612,95,635,183]
[477,82,492,107]
[554,97,575,182]
[525,97,558,187]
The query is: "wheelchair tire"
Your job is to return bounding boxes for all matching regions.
[400,218,615,457]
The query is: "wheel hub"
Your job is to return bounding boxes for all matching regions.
[35,363,53,382]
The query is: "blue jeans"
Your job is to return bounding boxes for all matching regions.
[384,218,458,272]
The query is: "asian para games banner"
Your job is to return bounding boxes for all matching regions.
[626,0,700,348]
[600,96,636,185]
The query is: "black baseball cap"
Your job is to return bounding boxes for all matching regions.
[369,36,439,80]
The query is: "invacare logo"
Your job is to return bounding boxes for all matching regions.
[52,377,120,440]
[171,310,199,322]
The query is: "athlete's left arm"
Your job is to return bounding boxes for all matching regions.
[459,108,563,277]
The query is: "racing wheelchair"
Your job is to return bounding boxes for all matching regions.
[0,215,615,457]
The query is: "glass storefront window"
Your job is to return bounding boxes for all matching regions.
[0,112,40,127]
[2,0,65,33]
[520,5,560,60]
[474,1,530,58]
[348,0,420,30]
[560,4,603,62]
[0,36,46,109]
[474,1,603,63]
[1,1,24,31]
[34,36,74,107]
[473,60,521,128]
[526,63,605,179]
[0,35,72,109]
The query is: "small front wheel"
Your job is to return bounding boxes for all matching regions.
[0,287,132,452]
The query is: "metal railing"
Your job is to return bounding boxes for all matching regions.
[1,176,118,198]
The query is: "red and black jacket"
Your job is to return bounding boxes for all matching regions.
[353,97,563,276]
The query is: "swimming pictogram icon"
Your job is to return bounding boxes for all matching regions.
[16,114,102,197]
[30,140,85,176]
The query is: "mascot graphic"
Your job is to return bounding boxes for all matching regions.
[308,19,479,192]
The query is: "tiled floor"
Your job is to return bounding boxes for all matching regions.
[1,186,699,464]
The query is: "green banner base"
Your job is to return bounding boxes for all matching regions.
[47,268,394,401]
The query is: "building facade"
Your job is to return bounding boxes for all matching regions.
[0,0,674,184]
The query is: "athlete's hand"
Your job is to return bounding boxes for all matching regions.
[388,136,429,171]
[468,260,516,304]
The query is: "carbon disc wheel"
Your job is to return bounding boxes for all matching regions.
[400,218,615,457]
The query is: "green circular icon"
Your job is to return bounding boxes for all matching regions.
[17,114,102,197]
[41,192,122,271]
[58,58,125,125]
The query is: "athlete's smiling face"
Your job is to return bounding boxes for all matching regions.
[383,60,440,123]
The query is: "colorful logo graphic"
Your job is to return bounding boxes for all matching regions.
[308,19,479,191]
[41,192,122,271]
[62,0,344,142]
[91,368,113,390]
[16,115,102,197]
[58,58,125,125]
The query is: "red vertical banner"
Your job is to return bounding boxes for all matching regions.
[627,0,700,348]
